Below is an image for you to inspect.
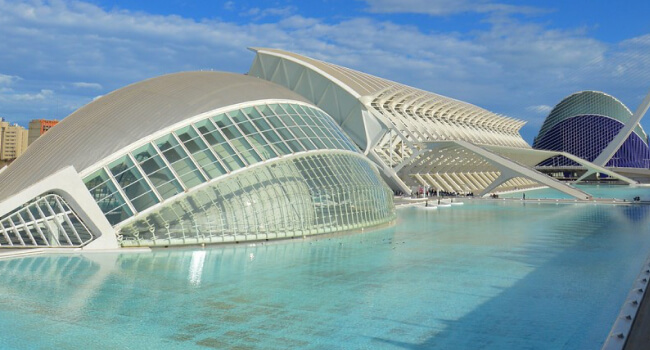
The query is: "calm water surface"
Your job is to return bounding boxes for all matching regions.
[501,184,650,200]
[2,194,650,349]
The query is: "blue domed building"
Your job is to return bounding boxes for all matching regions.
[534,91,650,169]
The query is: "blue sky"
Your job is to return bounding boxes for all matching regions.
[0,0,649,143]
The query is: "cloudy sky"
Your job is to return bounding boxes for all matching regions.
[0,0,649,142]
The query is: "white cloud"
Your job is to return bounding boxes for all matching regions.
[72,82,103,89]
[241,6,296,20]
[526,105,553,114]
[0,73,19,85]
[0,0,647,143]
[362,0,545,16]
[223,1,235,11]
[11,89,53,101]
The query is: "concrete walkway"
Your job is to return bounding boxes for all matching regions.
[0,248,48,260]
[394,195,636,207]
[625,288,650,349]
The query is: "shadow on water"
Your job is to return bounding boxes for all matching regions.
[372,203,650,350]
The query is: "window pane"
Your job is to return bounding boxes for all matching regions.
[83,168,133,222]
[220,112,262,164]
[195,119,245,170]
[132,144,183,200]
[156,134,206,188]
[108,156,159,212]
[175,126,227,179]
[236,116,277,160]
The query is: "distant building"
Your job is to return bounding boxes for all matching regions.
[0,118,28,161]
[28,119,58,145]
[533,91,650,168]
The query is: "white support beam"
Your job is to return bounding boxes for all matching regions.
[432,173,454,193]
[593,88,650,167]
[449,140,592,200]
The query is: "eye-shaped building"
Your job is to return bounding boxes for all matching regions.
[0,72,395,249]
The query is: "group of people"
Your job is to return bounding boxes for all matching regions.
[408,188,474,198]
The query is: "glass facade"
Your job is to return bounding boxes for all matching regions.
[83,102,359,226]
[118,153,394,247]
[534,115,650,168]
[80,101,394,247]
[0,194,94,248]
[535,91,647,146]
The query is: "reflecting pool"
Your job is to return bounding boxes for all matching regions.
[2,198,650,349]
[500,184,650,201]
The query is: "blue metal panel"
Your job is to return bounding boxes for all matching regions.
[533,115,650,168]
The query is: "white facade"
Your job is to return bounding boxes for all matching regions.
[249,48,635,198]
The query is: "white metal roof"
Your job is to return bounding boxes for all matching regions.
[0,71,310,202]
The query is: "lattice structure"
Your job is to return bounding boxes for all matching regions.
[0,194,94,247]
[119,152,393,247]
[249,48,597,197]
[82,100,394,246]
[535,115,650,168]
[83,102,360,226]
[535,91,646,145]
[368,86,528,170]
[534,91,650,169]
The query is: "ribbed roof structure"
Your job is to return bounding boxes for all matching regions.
[249,48,566,196]
[0,72,309,202]
[250,48,527,148]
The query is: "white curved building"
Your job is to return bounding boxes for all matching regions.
[249,48,634,197]
[0,72,395,249]
[1,48,640,251]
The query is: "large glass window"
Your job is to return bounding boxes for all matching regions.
[214,113,263,164]
[108,156,159,213]
[194,119,245,171]
[117,152,394,247]
[83,101,367,228]
[0,194,95,248]
[84,168,134,224]
[175,126,227,179]
[132,144,184,200]
[155,134,206,188]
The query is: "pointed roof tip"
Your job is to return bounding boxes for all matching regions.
[248,47,297,56]
[248,47,280,53]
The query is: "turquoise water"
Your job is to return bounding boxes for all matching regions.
[501,184,650,201]
[2,199,650,349]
